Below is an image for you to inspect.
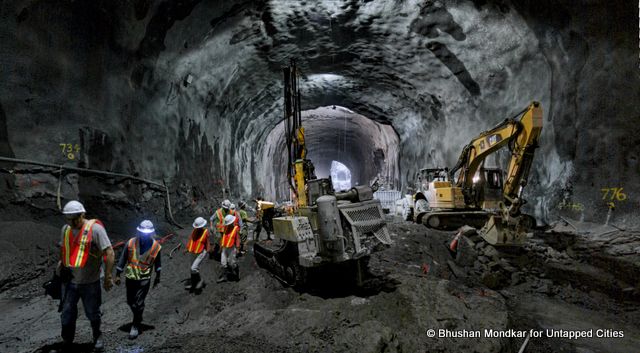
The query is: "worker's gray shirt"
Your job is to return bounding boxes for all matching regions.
[59,222,111,284]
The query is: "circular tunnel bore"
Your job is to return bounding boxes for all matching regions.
[260,106,400,200]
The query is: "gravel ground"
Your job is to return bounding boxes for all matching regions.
[0,219,638,353]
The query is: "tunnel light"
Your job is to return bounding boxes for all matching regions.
[330,160,352,191]
[307,73,344,83]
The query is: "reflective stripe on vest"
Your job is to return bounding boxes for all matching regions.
[125,238,161,280]
[220,225,240,248]
[61,219,98,268]
[215,209,225,232]
[187,229,209,253]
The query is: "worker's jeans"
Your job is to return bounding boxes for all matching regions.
[60,280,102,343]
[126,278,150,326]
[220,247,237,267]
[190,250,207,274]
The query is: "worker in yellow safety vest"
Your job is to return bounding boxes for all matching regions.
[57,200,114,352]
[216,215,241,283]
[253,197,275,241]
[114,220,161,339]
[185,217,210,292]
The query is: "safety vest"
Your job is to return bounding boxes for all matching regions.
[125,238,161,280]
[214,208,226,233]
[220,225,240,248]
[61,219,100,268]
[232,210,241,226]
[187,228,209,253]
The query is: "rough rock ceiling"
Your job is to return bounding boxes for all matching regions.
[0,0,638,226]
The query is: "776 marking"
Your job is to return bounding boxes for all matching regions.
[601,187,627,201]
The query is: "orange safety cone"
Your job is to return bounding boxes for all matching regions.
[449,232,461,252]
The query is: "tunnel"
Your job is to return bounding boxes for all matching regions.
[262,105,400,199]
[1,1,639,352]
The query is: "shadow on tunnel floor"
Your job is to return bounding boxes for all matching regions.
[35,342,95,353]
[117,323,156,334]
[292,262,401,299]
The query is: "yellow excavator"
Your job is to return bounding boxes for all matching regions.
[412,101,543,245]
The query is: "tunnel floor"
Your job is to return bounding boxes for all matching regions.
[0,218,639,353]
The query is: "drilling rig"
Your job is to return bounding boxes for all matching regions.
[253,60,392,287]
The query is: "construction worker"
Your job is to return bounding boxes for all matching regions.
[216,215,240,283]
[237,201,251,255]
[114,220,161,339]
[210,199,232,242]
[185,217,210,291]
[56,200,114,352]
[253,197,276,241]
[229,202,244,230]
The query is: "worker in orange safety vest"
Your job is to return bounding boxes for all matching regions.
[210,199,232,240]
[216,214,241,283]
[185,217,210,292]
[57,200,114,352]
[114,220,161,339]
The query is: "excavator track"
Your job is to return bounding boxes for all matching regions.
[418,210,537,234]
[253,240,307,287]
[418,210,491,231]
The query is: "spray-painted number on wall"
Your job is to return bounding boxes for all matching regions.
[557,200,584,211]
[60,143,80,160]
[601,187,627,201]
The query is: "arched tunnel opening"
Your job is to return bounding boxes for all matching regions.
[0,1,639,352]
[261,105,400,200]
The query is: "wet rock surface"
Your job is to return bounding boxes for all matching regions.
[1,218,638,353]
[0,0,638,226]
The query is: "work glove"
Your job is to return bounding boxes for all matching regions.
[153,275,161,288]
[103,276,113,291]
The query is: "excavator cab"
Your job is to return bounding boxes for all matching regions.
[416,168,448,192]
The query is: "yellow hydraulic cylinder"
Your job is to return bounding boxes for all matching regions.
[294,159,307,207]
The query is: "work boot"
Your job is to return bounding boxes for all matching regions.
[61,325,75,345]
[231,265,240,282]
[185,273,197,290]
[216,267,228,283]
[91,320,103,352]
[93,335,104,352]
[194,273,205,290]
[129,325,139,340]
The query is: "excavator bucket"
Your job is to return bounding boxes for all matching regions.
[479,215,527,246]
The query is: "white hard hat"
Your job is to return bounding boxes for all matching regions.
[136,220,155,235]
[222,199,231,209]
[193,217,207,229]
[230,203,236,210]
[62,200,86,215]
[223,214,236,226]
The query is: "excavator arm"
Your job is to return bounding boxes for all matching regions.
[449,102,543,209]
[479,102,543,245]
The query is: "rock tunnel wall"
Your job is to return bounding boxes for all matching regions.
[0,0,638,227]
